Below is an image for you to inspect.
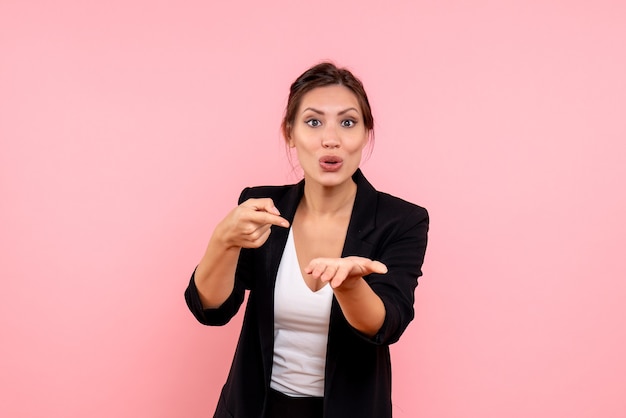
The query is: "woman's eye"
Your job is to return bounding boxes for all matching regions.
[341,119,356,128]
[306,119,321,127]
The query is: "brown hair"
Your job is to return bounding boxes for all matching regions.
[281,62,374,142]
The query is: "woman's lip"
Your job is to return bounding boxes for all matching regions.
[319,156,344,172]
[319,155,343,164]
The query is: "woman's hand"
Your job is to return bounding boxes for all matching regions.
[216,198,290,249]
[306,256,387,336]
[304,256,388,289]
[194,198,289,309]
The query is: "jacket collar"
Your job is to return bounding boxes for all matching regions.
[276,168,378,241]
[346,168,378,240]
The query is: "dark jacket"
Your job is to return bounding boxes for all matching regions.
[185,169,429,418]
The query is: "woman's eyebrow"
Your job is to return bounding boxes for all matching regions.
[301,107,360,115]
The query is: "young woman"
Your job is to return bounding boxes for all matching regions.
[185,62,429,418]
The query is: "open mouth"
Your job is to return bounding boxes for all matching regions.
[321,156,342,164]
[319,155,343,171]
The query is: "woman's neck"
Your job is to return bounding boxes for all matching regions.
[300,177,357,218]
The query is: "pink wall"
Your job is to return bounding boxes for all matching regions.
[2,1,625,417]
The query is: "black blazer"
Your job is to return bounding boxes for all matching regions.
[185,169,429,418]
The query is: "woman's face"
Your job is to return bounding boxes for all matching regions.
[288,85,369,189]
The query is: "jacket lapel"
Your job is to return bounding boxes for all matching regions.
[326,170,380,391]
[257,179,305,384]
[342,169,378,257]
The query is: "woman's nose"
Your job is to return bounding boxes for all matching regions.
[321,125,340,148]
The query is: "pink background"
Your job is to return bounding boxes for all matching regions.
[2,1,625,417]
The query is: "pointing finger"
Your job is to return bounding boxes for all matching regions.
[243,198,281,216]
[251,211,289,228]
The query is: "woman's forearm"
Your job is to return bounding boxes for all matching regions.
[194,234,241,309]
[332,278,386,338]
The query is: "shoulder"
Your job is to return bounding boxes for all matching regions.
[375,191,428,222]
[363,192,429,242]
[351,169,429,235]
[237,183,300,204]
[354,169,427,217]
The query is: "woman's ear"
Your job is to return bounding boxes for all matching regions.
[286,124,295,148]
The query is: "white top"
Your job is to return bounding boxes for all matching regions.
[270,228,334,397]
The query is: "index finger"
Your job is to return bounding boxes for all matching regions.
[242,198,281,216]
[249,210,290,228]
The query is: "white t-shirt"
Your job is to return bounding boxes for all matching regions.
[270,228,333,397]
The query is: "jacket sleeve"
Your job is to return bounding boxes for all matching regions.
[183,188,255,326]
[363,204,429,345]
